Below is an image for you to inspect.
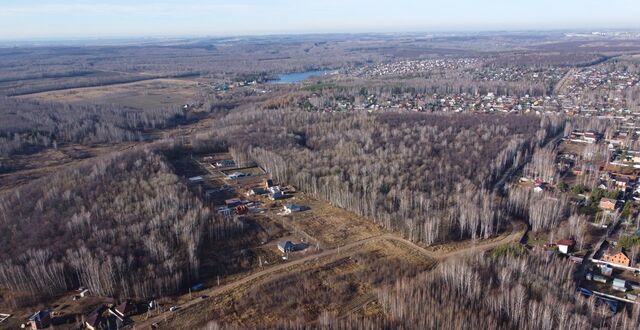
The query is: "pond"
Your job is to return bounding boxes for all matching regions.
[269,70,329,84]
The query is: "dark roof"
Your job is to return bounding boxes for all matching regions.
[85,306,106,326]
[85,313,101,326]
[29,310,50,322]
[115,301,132,316]
[557,239,575,246]
[278,241,294,249]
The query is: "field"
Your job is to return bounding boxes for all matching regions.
[0,142,138,193]
[18,78,201,111]
[262,193,387,248]
[158,239,437,329]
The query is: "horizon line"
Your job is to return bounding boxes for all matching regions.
[1,27,639,46]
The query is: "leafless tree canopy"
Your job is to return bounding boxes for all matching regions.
[0,149,240,306]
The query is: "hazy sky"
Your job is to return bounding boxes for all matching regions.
[2,0,639,40]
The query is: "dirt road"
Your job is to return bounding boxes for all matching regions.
[131,224,525,329]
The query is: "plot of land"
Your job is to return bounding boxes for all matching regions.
[19,78,200,111]
[265,193,386,248]
[159,239,436,329]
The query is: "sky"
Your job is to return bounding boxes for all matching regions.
[1,0,640,40]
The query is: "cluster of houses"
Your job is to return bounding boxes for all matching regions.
[294,56,640,117]
[349,58,479,78]
[25,300,136,330]
[216,197,261,217]
[84,301,136,330]
[568,130,602,144]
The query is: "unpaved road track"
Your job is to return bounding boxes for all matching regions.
[131,224,525,329]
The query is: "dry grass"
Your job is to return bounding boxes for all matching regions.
[19,78,200,111]
[0,142,137,193]
[160,239,436,329]
[270,193,386,248]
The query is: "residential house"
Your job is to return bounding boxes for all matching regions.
[113,301,136,319]
[227,172,248,179]
[599,198,617,211]
[216,207,233,217]
[613,278,628,292]
[283,204,303,214]
[84,306,105,330]
[225,198,242,207]
[270,191,286,200]
[603,250,631,267]
[28,310,51,330]
[215,160,235,168]
[601,265,614,276]
[557,239,575,254]
[246,187,267,196]
[277,241,294,253]
[614,176,631,191]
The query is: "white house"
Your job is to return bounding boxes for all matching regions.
[283,204,302,214]
[557,239,575,254]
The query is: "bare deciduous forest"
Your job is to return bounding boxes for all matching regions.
[196,109,563,244]
[0,149,241,307]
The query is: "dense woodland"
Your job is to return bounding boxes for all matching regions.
[0,97,188,156]
[0,149,241,306]
[195,109,565,244]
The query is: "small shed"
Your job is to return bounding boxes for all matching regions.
[188,176,204,183]
[600,265,613,277]
[225,198,242,207]
[593,275,608,283]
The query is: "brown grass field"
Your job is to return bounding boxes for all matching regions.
[18,78,200,110]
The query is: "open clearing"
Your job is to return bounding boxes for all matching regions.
[156,239,437,329]
[264,193,387,248]
[18,78,200,111]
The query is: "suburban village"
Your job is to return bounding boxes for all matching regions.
[519,122,640,311]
